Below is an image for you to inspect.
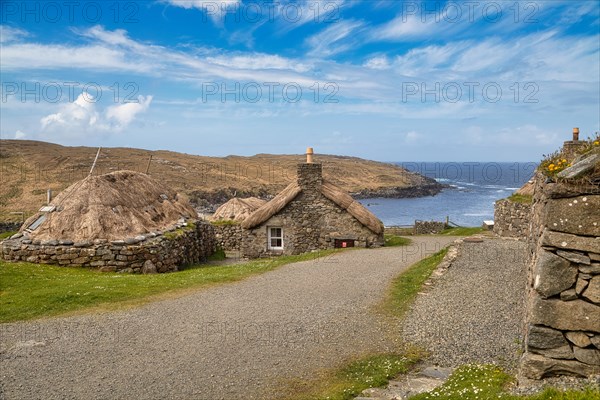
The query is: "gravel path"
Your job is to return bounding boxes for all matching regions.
[0,236,455,400]
[401,237,528,371]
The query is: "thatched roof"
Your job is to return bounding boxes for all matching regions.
[241,180,384,234]
[22,170,196,242]
[241,182,302,229]
[211,197,266,222]
[321,181,384,234]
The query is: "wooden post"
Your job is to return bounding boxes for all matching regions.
[145,155,153,174]
[89,147,102,176]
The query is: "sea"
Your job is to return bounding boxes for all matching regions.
[358,162,537,227]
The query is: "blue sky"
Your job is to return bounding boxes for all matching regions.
[1,0,599,161]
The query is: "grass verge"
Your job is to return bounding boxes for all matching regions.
[0,249,337,323]
[0,231,17,240]
[382,247,448,319]
[409,364,600,400]
[438,226,485,236]
[507,193,533,204]
[384,234,412,247]
[285,350,424,400]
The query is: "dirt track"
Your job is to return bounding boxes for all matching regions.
[0,236,455,400]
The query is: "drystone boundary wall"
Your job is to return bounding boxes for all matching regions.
[213,224,243,251]
[414,220,447,235]
[494,199,532,238]
[1,221,215,273]
[521,174,600,379]
[0,222,20,233]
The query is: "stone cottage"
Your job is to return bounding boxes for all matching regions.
[240,148,384,258]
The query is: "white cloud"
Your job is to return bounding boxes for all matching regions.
[306,19,365,57]
[40,92,153,135]
[15,130,26,139]
[106,96,153,128]
[0,25,29,43]
[364,55,391,70]
[163,0,242,23]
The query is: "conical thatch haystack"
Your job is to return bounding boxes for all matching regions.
[211,197,266,223]
[22,170,196,242]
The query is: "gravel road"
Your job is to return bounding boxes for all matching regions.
[401,238,528,371]
[0,236,455,400]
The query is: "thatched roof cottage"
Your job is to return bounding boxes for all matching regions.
[3,170,215,273]
[240,148,384,257]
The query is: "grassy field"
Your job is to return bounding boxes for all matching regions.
[384,233,412,247]
[438,226,486,236]
[0,250,337,323]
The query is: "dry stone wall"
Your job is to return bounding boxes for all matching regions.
[0,222,20,233]
[213,224,242,251]
[1,221,215,273]
[494,199,532,238]
[521,173,600,379]
[414,220,447,235]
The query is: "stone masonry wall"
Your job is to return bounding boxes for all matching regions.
[242,163,384,258]
[0,222,21,233]
[494,198,532,238]
[1,221,215,273]
[414,220,447,235]
[213,224,242,251]
[520,173,600,379]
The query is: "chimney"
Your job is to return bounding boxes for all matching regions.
[306,147,314,163]
[562,127,585,160]
[297,147,322,190]
[47,189,53,204]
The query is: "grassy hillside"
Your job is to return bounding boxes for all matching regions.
[0,140,441,220]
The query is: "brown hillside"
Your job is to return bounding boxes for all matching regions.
[0,140,441,220]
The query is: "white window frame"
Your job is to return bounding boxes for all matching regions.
[268,227,284,250]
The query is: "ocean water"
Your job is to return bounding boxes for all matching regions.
[359,162,537,227]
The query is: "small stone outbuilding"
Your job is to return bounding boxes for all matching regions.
[240,148,384,258]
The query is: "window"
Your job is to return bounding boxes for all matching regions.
[26,214,47,231]
[268,227,283,250]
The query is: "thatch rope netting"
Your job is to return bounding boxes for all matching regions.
[22,170,196,242]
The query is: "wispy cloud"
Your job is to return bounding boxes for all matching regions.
[162,0,242,23]
[306,19,365,57]
[0,25,30,43]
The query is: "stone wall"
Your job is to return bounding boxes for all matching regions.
[242,163,384,258]
[1,221,216,273]
[414,220,447,235]
[0,222,21,233]
[213,224,242,251]
[494,198,532,238]
[520,173,600,379]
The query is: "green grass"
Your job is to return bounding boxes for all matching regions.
[409,364,600,400]
[382,247,448,319]
[0,249,337,323]
[438,226,485,236]
[507,193,533,204]
[0,231,17,240]
[210,219,239,226]
[207,247,226,261]
[286,350,423,400]
[384,234,412,247]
